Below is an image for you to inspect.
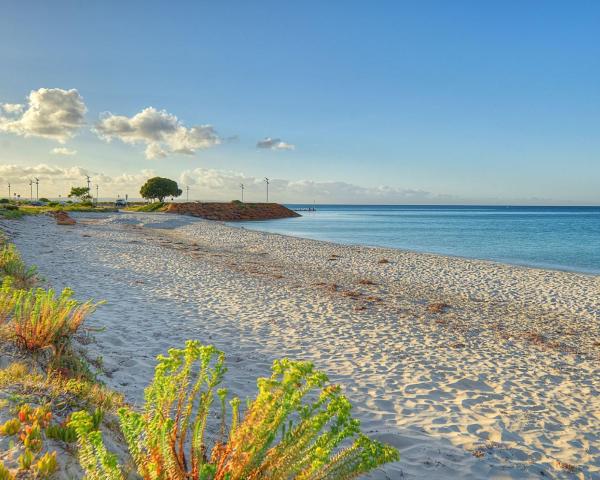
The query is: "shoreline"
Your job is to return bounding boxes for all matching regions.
[228,220,600,277]
[3,211,599,478]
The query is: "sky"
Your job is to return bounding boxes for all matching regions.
[0,0,599,204]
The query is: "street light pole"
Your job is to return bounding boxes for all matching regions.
[86,175,91,194]
[264,177,270,202]
[29,180,33,200]
[96,184,99,204]
[240,183,244,202]
[7,183,10,198]
[34,178,39,200]
[186,186,189,202]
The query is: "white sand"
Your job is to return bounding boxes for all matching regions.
[3,211,599,479]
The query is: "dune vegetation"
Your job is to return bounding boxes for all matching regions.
[0,226,399,479]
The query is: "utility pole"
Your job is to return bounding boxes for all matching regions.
[34,178,39,200]
[29,180,33,200]
[85,175,91,194]
[186,186,189,202]
[240,183,244,202]
[264,177,270,203]
[7,183,10,198]
[96,184,99,204]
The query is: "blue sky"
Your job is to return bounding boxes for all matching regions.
[1,1,599,203]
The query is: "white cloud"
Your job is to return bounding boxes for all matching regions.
[51,147,77,156]
[179,167,437,203]
[0,88,87,143]
[1,103,24,114]
[94,107,220,159]
[0,164,157,198]
[257,137,295,151]
[0,163,440,203]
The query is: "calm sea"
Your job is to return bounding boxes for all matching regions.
[231,205,600,275]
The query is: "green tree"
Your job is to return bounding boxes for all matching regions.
[140,177,182,202]
[68,186,91,202]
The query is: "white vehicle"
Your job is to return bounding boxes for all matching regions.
[115,198,127,207]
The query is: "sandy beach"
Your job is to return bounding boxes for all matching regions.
[2,211,598,479]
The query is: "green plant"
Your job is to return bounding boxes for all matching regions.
[0,462,14,480]
[0,418,20,436]
[0,244,37,289]
[70,410,124,480]
[39,198,50,203]
[18,449,34,470]
[33,451,58,478]
[70,341,399,480]
[46,422,78,443]
[12,286,102,352]
[0,278,18,324]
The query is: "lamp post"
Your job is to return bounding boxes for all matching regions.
[264,177,270,202]
[186,185,189,202]
[240,183,244,202]
[34,177,39,200]
[7,183,10,198]
[96,184,99,204]
[29,180,33,200]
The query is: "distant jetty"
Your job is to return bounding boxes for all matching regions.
[164,202,301,221]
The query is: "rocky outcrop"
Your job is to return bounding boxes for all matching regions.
[49,211,76,225]
[163,202,301,221]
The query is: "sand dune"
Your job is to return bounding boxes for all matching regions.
[3,211,598,479]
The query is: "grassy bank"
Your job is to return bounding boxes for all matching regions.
[0,225,399,478]
[0,202,118,220]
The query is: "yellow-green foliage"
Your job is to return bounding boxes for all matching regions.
[124,202,166,212]
[0,417,20,436]
[69,410,124,480]
[0,362,123,412]
[12,286,102,352]
[0,278,18,325]
[70,341,399,480]
[0,244,37,289]
[0,462,14,480]
[18,449,34,470]
[33,451,58,478]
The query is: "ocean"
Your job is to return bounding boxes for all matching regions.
[230,205,600,275]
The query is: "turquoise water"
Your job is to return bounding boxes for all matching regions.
[231,205,600,275]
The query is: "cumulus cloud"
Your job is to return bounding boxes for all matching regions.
[94,107,220,159]
[0,88,87,143]
[51,147,77,156]
[179,167,438,203]
[1,103,24,114]
[0,163,441,203]
[257,137,295,151]
[0,164,157,198]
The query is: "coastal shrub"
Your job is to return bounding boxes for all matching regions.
[127,202,165,212]
[39,198,50,203]
[0,209,23,220]
[70,340,399,480]
[0,244,37,289]
[0,198,9,203]
[0,278,18,324]
[12,286,101,352]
